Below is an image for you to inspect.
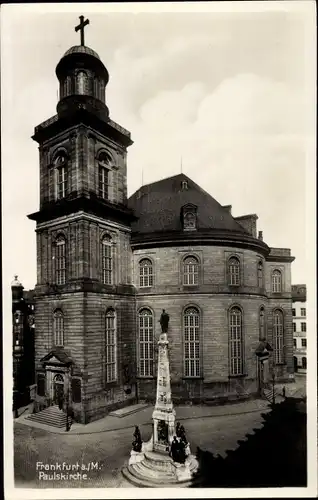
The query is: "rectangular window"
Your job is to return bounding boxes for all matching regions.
[184,310,200,377]
[102,241,112,285]
[56,240,66,285]
[292,308,296,316]
[273,311,284,364]
[301,322,306,333]
[301,338,307,348]
[293,322,296,332]
[99,166,109,200]
[301,308,306,317]
[105,312,117,383]
[293,338,297,348]
[139,311,154,377]
[229,309,243,376]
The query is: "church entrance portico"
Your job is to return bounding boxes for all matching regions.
[40,349,73,408]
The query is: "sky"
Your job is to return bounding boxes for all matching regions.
[1,2,316,291]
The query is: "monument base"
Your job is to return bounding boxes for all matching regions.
[123,450,199,488]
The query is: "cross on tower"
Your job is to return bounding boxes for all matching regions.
[75,15,90,46]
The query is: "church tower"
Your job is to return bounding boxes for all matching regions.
[28,17,136,423]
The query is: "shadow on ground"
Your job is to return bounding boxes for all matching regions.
[190,397,307,488]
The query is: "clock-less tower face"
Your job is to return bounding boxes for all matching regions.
[28,32,136,424]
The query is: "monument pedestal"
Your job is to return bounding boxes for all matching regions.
[123,451,198,487]
[122,329,199,487]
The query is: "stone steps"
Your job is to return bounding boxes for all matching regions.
[109,403,149,418]
[27,405,67,428]
[122,450,199,488]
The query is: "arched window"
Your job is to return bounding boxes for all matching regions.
[55,235,66,285]
[53,310,64,346]
[259,307,265,340]
[105,309,117,383]
[77,71,87,94]
[273,309,284,364]
[101,235,112,285]
[272,270,282,293]
[229,307,243,376]
[184,307,200,377]
[138,309,154,377]
[139,259,154,288]
[258,261,264,288]
[98,152,111,200]
[183,256,199,286]
[54,152,68,200]
[228,257,240,286]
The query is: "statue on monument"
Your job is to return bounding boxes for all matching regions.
[132,425,142,452]
[159,309,170,333]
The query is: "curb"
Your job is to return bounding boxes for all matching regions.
[15,403,270,436]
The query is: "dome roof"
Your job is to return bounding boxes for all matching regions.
[62,45,101,60]
[128,174,249,235]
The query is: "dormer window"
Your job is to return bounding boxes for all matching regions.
[181,204,197,231]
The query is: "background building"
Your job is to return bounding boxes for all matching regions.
[23,22,295,424]
[292,285,307,373]
[12,276,35,412]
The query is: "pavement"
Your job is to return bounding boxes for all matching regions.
[14,373,306,436]
[15,398,271,435]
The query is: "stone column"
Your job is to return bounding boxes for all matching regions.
[152,332,176,453]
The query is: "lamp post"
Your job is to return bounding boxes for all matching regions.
[272,369,276,405]
[65,368,70,432]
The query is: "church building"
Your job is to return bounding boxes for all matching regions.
[27,18,295,424]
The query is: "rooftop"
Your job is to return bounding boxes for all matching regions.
[128,173,249,235]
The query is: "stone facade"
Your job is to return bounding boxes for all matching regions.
[25,41,295,424]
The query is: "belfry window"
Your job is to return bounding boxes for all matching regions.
[77,71,87,94]
[98,152,111,200]
[54,153,68,200]
[53,310,64,346]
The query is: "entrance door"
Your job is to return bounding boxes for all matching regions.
[53,374,64,407]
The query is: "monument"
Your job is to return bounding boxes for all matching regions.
[122,310,199,487]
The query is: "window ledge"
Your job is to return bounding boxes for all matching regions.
[137,376,156,380]
[182,376,204,381]
[228,373,248,379]
[104,381,118,389]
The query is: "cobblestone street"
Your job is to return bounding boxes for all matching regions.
[15,401,271,488]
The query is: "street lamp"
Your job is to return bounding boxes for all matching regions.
[272,369,276,405]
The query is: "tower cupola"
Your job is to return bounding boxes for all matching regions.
[55,16,109,121]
